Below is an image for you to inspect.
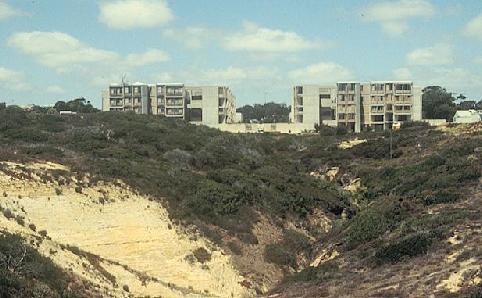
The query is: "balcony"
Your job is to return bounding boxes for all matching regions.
[166,99,183,106]
[166,108,184,116]
[394,89,412,95]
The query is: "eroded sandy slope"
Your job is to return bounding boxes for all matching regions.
[0,161,252,298]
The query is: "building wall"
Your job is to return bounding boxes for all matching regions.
[103,83,236,125]
[291,81,424,133]
[206,122,316,134]
[292,85,336,129]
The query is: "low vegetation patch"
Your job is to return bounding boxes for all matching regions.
[0,232,82,297]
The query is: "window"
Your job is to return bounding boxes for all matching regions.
[296,86,303,94]
[166,98,183,106]
[320,107,335,120]
[110,87,122,95]
[166,108,183,115]
[395,84,411,91]
[338,113,346,120]
[166,87,183,96]
[371,84,384,91]
[319,94,330,99]
[190,108,202,122]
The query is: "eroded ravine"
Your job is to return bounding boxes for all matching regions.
[0,161,253,297]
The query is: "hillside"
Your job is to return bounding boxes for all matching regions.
[0,107,480,297]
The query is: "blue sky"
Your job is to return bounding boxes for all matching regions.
[1,0,482,107]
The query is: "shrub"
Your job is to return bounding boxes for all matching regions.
[74,186,82,194]
[374,231,441,264]
[283,229,311,252]
[345,200,408,249]
[227,241,242,255]
[15,216,25,226]
[0,232,71,295]
[290,260,339,282]
[424,190,459,205]
[193,247,211,264]
[38,230,48,238]
[2,208,15,220]
[28,224,37,232]
[264,243,296,267]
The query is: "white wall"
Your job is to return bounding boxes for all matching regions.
[412,86,423,121]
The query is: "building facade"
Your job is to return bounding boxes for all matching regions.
[292,81,422,132]
[102,83,237,125]
[291,85,337,128]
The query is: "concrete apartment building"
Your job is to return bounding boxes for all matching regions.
[291,85,337,129]
[292,81,422,132]
[102,83,237,125]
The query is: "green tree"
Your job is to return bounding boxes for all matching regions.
[236,102,290,123]
[54,97,98,113]
[422,86,457,121]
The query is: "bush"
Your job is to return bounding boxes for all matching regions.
[345,200,407,249]
[0,232,72,295]
[283,229,311,252]
[74,186,82,194]
[227,241,242,255]
[423,190,459,205]
[290,260,339,282]
[264,243,296,267]
[2,208,15,220]
[374,231,441,264]
[193,247,211,264]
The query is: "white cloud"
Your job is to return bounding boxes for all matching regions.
[362,0,435,35]
[393,67,413,80]
[46,85,65,94]
[151,72,172,83]
[162,26,220,49]
[180,66,278,86]
[0,67,29,91]
[0,1,26,20]
[203,67,248,81]
[288,62,353,84]
[407,43,454,66]
[419,67,482,93]
[8,31,119,72]
[224,21,322,53]
[463,13,482,39]
[125,49,169,66]
[8,31,169,75]
[99,0,173,29]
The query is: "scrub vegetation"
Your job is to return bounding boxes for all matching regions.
[0,105,480,296]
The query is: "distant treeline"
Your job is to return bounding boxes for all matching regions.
[0,98,98,114]
[236,102,290,123]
